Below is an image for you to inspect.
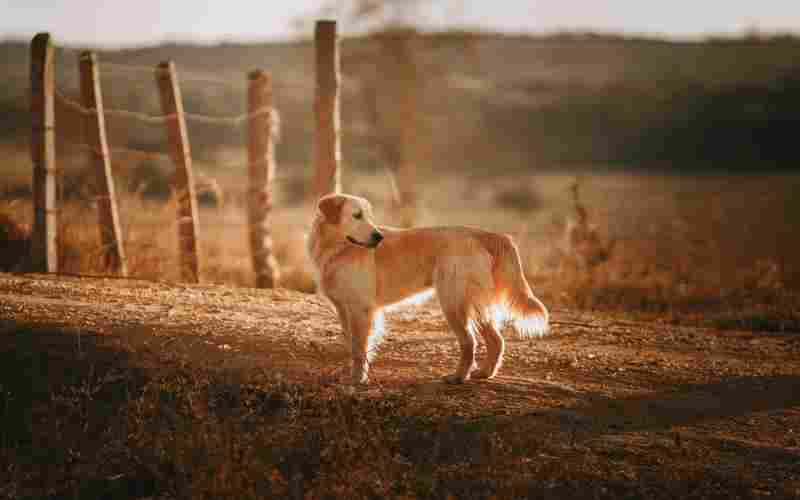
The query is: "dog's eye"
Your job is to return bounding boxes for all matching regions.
[353,211,363,220]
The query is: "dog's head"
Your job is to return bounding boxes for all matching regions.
[316,194,384,249]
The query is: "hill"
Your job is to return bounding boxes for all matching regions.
[1,32,800,173]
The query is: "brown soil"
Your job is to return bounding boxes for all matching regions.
[1,272,798,497]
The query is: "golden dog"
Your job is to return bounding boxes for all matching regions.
[306,193,549,385]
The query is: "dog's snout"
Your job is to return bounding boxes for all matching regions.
[372,231,384,243]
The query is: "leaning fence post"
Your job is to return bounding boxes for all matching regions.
[155,61,201,283]
[30,32,58,273]
[79,51,128,276]
[247,70,281,288]
[311,20,342,201]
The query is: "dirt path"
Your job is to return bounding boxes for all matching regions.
[2,272,799,496]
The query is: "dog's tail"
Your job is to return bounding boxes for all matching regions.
[484,233,549,338]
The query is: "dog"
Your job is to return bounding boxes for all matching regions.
[306,193,549,385]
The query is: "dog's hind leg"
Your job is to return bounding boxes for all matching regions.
[440,307,476,384]
[473,322,505,380]
[435,258,483,384]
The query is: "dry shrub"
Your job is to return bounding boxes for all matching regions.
[512,175,800,330]
[2,167,798,331]
[0,200,85,274]
[535,229,800,331]
[0,209,30,271]
[271,229,316,293]
[493,181,544,212]
[0,146,35,200]
[276,172,308,206]
[126,155,173,200]
[560,178,615,270]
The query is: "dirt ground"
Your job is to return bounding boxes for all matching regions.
[1,272,799,498]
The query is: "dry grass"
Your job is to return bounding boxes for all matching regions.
[2,154,799,331]
[2,314,791,500]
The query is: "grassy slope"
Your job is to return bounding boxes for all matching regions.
[1,33,799,171]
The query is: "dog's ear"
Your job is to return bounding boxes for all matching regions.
[318,196,345,224]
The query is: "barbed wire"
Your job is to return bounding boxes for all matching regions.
[56,59,249,90]
[98,61,164,75]
[57,136,277,172]
[34,56,285,175]
[55,87,176,124]
[54,86,278,131]
[184,107,276,127]
[53,88,90,115]
[103,61,249,89]
[107,107,178,124]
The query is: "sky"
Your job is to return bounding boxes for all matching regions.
[1,0,800,47]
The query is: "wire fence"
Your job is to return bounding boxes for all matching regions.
[23,38,291,286]
[52,82,280,173]
[53,76,278,156]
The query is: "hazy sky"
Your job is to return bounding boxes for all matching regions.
[2,0,799,47]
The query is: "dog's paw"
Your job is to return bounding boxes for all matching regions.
[339,383,370,395]
[471,369,497,380]
[442,373,469,384]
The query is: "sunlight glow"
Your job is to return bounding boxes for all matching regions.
[472,300,549,339]
[382,288,437,314]
[2,0,799,47]
[366,310,385,361]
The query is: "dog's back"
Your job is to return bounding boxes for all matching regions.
[373,226,548,337]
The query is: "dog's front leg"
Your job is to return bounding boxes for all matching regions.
[348,307,375,385]
[333,303,352,347]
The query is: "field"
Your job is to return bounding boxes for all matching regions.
[1,32,799,499]
[3,153,799,329]
[1,273,799,499]
[2,164,800,498]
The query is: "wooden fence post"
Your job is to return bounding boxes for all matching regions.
[396,39,420,228]
[155,61,201,283]
[311,20,342,201]
[79,51,128,276]
[247,70,281,288]
[29,32,58,273]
